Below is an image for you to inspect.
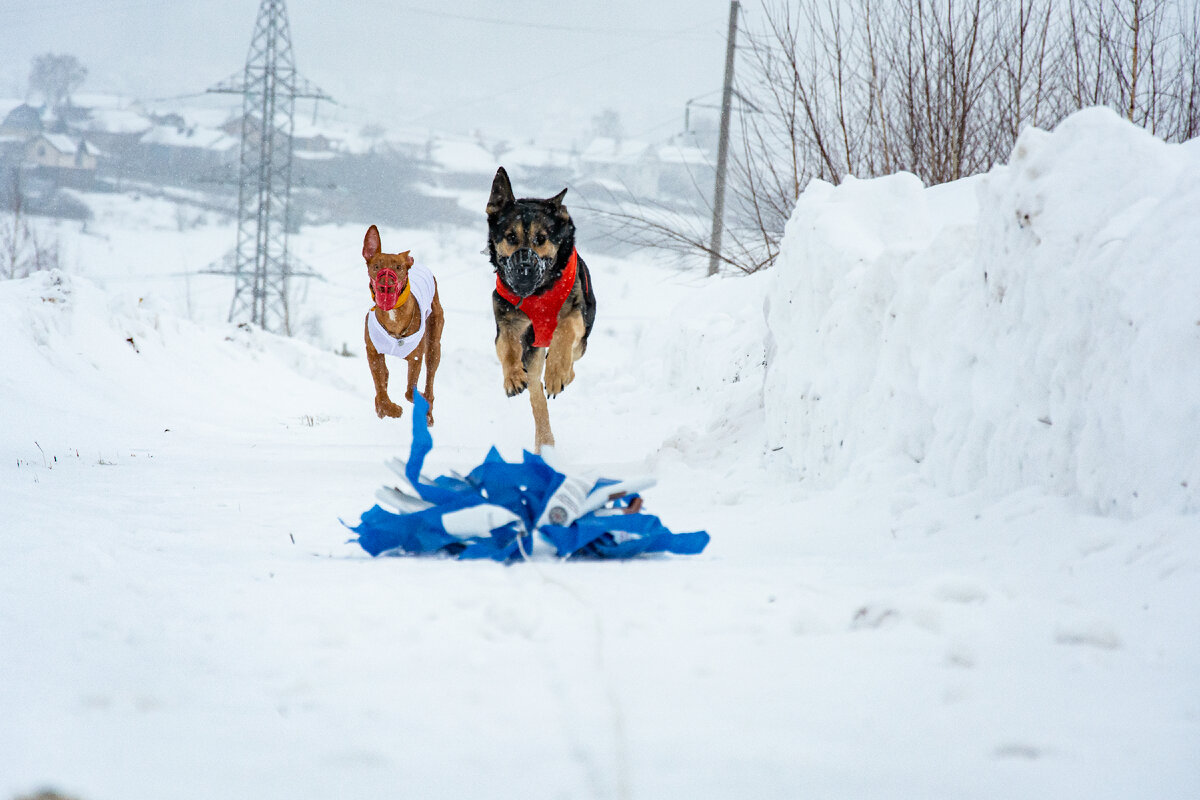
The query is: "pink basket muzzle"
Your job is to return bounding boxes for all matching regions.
[372,267,405,310]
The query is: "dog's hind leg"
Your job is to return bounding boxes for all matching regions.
[419,293,444,426]
[526,348,555,452]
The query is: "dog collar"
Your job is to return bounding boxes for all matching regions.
[387,282,412,310]
[496,248,578,348]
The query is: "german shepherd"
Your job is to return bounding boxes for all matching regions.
[361,224,444,425]
[486,167,596,452]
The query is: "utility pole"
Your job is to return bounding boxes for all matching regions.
[207,0,329,335]
[708,0,739,277]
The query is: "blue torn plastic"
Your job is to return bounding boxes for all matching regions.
[345,392,710,561]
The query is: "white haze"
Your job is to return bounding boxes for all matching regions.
[0,0,734,144]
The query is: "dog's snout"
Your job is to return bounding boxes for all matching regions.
[513,248,540,270]
[500,249,554,298]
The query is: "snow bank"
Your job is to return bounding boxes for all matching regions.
[0,270,359,459]
[764,108,1200,515]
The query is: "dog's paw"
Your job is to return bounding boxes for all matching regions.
[544,362,575,398]
[503,370,529,397]
[375,397,404,419]
[426,411,435,427]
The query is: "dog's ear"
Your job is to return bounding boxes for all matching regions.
[487,167,514,216]
[363,225,381,262]
[399,250,414,268]
[547,187,570,221]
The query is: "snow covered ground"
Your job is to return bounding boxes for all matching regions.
[2,109,1198,799]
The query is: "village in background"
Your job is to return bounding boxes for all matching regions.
[0,78,718,255]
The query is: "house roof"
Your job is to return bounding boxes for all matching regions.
[85,107,153,135]
[39,134,79,155]
[658,142,711,166]
[141,125,237,151]
[501,145,574,170]
[2,104,44,133]
[579,137,653,165]
[430,138,497,174]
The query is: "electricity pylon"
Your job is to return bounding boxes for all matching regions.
[207,0,330,335]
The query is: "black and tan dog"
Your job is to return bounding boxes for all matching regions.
[486,167,596,452]
[361,225,444,424]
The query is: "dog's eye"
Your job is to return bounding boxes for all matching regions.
[505,233,517,245]
[534,233,547,246]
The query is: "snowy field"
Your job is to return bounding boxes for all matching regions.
[2,109,1198,799]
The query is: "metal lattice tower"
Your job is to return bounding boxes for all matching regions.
[207,0,329,334]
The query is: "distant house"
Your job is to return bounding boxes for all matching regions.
[137,124,237,182]
[26,134,97,170]
[82,106,153,160]
[23,133,98,190]
[0,133,26,163]
[0,104,44,137]
[656,136,715,201]
[578,137,660,198]
[429,137,500,189]
[501,145,574,195]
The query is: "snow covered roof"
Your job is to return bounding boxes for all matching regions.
[85,107,152,136]
[579,137,653,165]
[71,92,138,110]
[1,103,44,133]
[658,142,711,166]
[141,125,237,151]
[430,138,497,174]
[40,134,79,155]
[501,145,574,170]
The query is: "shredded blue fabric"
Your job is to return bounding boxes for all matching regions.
[345,393,709,561]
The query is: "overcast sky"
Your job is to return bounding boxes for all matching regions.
[0,0,738,145]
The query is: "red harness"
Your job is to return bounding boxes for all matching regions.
[495,249,578,347]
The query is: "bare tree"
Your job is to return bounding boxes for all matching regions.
[591,0,1200,276]
[591,108,625,143]
[2,173,60,280]
[1060,0,1199,137]
[28,53,87,115]
[1170,1,1200,139]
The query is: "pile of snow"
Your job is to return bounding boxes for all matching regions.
[764,108,1200,515]
[2,110,1198,800]
[0,270,360,458]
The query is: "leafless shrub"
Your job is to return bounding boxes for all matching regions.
[600,0,1200,275]
[2,175,62,280]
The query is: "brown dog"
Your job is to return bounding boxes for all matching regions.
[361,225,444,424]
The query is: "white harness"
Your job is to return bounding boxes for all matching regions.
[366,263,436,359]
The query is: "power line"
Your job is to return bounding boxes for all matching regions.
[402,16,726,128]
[203,0,330,336]
[385,4,715,38]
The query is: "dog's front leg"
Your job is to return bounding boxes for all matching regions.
[368,351,404,419]
[365,321,403,419]
[496,322,530,397]
[544,309,584,398]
